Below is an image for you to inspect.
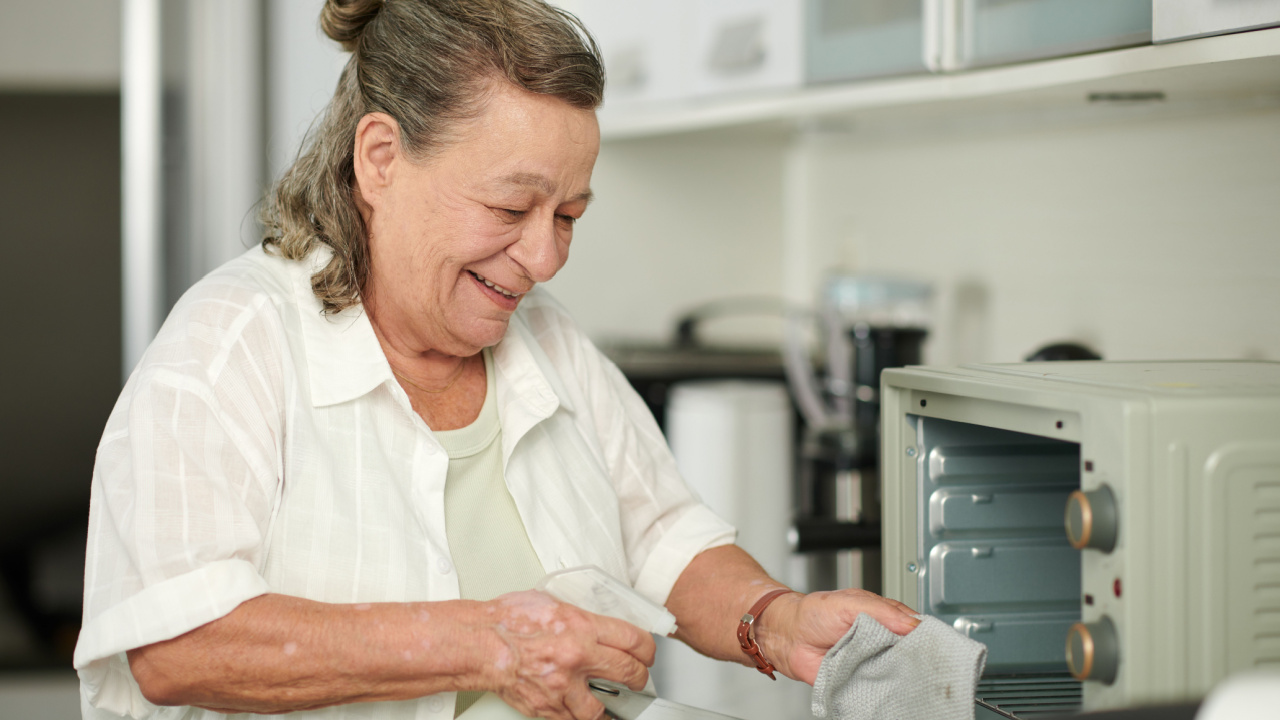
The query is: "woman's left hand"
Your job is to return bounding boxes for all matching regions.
[753,589,920,685]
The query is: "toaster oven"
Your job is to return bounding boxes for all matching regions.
[880,361,1280,715]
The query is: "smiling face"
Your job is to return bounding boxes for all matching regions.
[354,80,600,359]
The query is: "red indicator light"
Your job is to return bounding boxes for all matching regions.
[1113,578,1122,598]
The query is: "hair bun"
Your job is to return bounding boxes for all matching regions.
[321,0,385,51]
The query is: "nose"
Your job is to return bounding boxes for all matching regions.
[508,213,567,284]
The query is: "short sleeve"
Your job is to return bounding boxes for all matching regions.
[74,281,287,717]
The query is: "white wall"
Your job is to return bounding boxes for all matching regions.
[182,1,268,282]
[267,0,348,181]
[552,103,1280,365]
[0,0,120,91]
[807,104,1280,365]
[545,129,791,345]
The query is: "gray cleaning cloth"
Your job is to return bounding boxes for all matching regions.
[811,615,987,720]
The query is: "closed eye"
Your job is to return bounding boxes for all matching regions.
[494,208,526,221]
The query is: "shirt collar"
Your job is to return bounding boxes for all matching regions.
[293,250,393,408]
[493,302,575,461]
[494,305,575,413]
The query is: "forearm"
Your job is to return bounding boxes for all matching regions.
[666,545,919,686]
[127,593,499,713]
[664,545,792,667]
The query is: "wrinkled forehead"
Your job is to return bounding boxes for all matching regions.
[421,83,598,200]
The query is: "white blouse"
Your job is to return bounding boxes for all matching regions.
[74,247,736,720]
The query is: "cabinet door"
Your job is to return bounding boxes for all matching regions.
[1153,0,1280,43]
[566,0,694,108]
[690,0,805,97]
[958,0,1151,68]
[805,0,928,83]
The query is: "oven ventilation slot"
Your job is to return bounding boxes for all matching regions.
[976,674,1082,718]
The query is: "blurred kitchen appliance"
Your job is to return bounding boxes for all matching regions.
[784,276,931,593]
[1153,0,1280,43]
[600,296,795,433]
[599,346,788,435]
[881,360,1280,715]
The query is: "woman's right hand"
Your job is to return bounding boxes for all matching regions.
[482,590,654,720]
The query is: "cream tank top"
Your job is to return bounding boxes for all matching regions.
[434,348,546,716]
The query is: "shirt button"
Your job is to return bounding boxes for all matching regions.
[437,557,453,575]
[426,695,445,712]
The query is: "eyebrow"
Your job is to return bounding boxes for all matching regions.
[498,172,594,204]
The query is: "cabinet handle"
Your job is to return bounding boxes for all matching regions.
[923,0,963,72]
[708,15,767,74]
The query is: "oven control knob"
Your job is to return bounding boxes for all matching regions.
[1066,485,1117,552]
[1066,617,1119,684]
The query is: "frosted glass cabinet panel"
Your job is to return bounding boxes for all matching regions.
[957,0,1152,69]
[805,0,928,83]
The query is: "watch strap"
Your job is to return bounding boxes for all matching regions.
[736,588,794,680]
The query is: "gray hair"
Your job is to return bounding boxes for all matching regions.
[261,0,604,314]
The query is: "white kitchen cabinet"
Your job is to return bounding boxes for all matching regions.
[805,0,929,83]
[551,26,1280,371]
[939,0,1152,70]
[567,0,694,109]
[597,25,1280,138]
[1154,0,1280,43]
[689,0,806,98]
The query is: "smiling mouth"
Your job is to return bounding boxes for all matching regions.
[468,271,521,298]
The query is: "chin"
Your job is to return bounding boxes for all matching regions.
[455,317,512,354]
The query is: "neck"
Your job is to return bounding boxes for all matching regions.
[366,303,474,383]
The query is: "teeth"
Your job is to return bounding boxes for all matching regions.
[473,272,518,297]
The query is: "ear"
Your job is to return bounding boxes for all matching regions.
[352,112,403,211]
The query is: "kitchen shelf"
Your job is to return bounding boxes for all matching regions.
[599,26,1280,140]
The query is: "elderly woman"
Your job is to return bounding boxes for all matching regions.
[74,1,917,719]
